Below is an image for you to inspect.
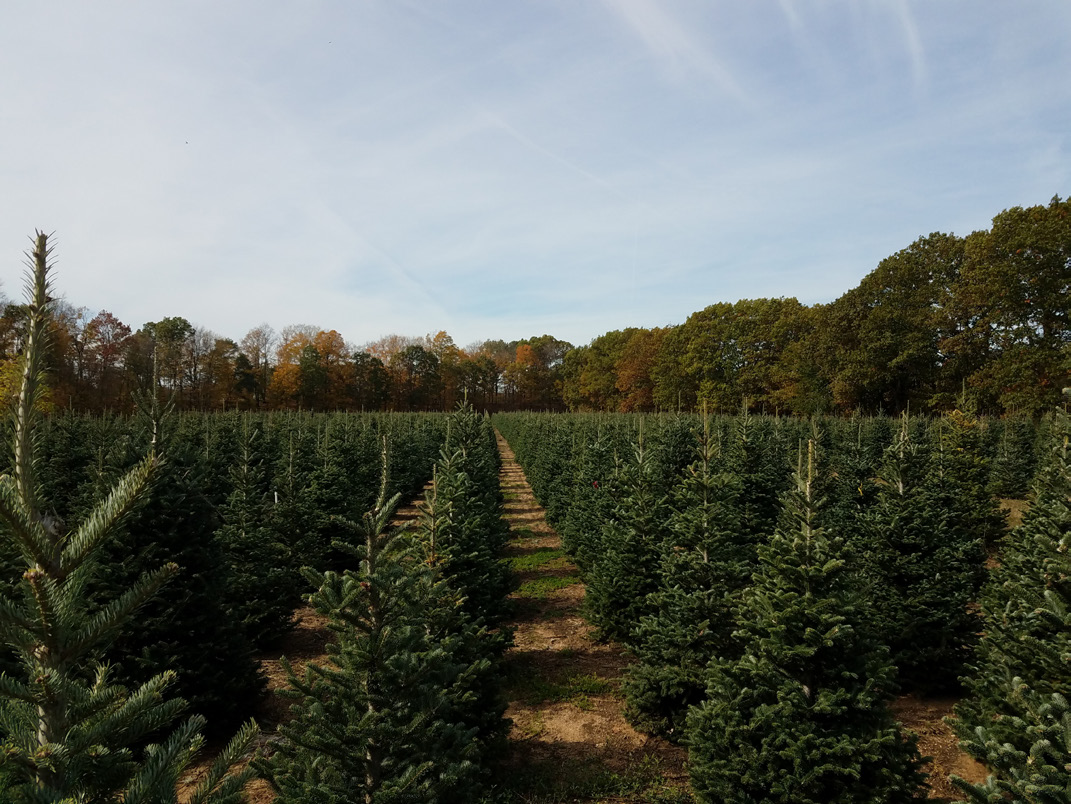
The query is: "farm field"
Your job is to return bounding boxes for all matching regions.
[0,250,1064,804]
[169,417,1000,802]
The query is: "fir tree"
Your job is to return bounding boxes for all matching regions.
[584,431,670,645]
[559,430,615,571]
[860,417,986,691]
[952,414,1071,800]
[987,416,1038,501]
[216,417,296,649]
[727,411,791,543]
[823,417,884,549]
[92,417,264,735]
[623,414,750,739]
[933,411,1008,550]
[687,439,927,804]
[0,232,255,803]
[423,404,512,628]
[267,416,327,575]
[412,440,510,774]
[258,453,489,804]
[955,686,1071,804]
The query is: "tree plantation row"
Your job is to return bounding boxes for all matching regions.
[4,408,448,723]
[0,238,523,801]
[494,410,1071,802]
[0,371,517,797]
[4,195,1068,417]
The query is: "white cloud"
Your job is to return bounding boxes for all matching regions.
[597,0,748,101]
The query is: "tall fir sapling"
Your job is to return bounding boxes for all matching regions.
[216,417,296,649]
[0,232,255,803]
[584,430,670,645]
[952,413,1071,802]
[687,438,927,804]
[560,430,614,571]
[860,416,986,691]
[624,413,750,738]
[92,415,264,735]
[412,438,510,773]
[424,404,512,628]
[258,443,490,804]
[933,411,1008,551]
[988,416,1039,500]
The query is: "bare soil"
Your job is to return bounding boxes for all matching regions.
[496,433,688,802]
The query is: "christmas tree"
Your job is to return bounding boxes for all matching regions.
[216,417,298,649]
[860,416,986,691]
[952,413,1071,801]
[584,430,670,644]
[624,413,750,738]
[687,438,926,803]
[258,450,493,803]
[0,232,255,803]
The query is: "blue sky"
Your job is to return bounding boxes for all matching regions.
[1,1,1068,351]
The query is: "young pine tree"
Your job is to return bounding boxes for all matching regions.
[952,414,1071,802]
[426,404,513,628]
[216,417,297,650]
[413,441,510,776]
[687,439,927,804]
[860,417,986,692]
[559,430,615,571]
[584,432,670,645]
[92,417,264,735]
[258,449,492,804]
[0,232,255,803]
[623,415,750,739]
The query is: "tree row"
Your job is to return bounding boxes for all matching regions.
[496,409,1071,802]
[260,402,514,802]
[4,194,1067,418]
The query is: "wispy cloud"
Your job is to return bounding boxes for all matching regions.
[598,0,747,102]
[893,0,927,89]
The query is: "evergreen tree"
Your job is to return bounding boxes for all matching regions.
[559,429,615,571]
[623,414,750,739]
[584,432,670,645]
[423,404,512,627]
[952,414,1071,800]
[412,440,510,773]
[933,411,1008,550]
[687,439,926,804]
[0,232,255,803]
[860,418,986,691]
[216,417,297,649]
[267,415,327,575]
[955,687,1071,804]
[988,416,1039,500]
[258,458,488,804]
[93,418,264,735]
[726,411,791,543]
[823,417,884,549]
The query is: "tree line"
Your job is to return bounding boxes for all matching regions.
[564,195,1071,418]
[0,303,573,413]
[4,195,1067,416]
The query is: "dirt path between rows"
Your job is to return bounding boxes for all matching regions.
[495,432,689,802]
